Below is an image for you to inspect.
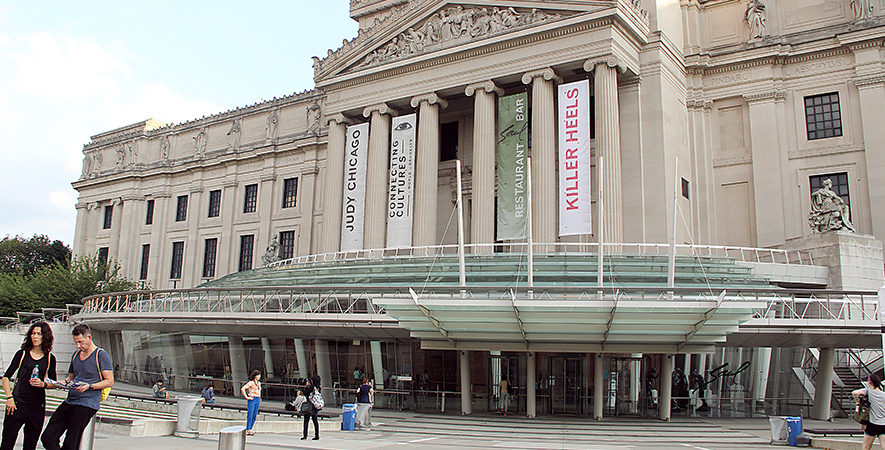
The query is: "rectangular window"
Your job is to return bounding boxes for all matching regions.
[102,206,113,229]
[805,92,842,140]
[282,178,298,208]
[682,178,690,200]
[810,172,851,210]
[440,122,458,161]
[244,184,258,213]
[208,190,221,218]
[239,234,254,272]
[145,199,155,225]
[203,238,217,278]
[97,247,109,266]
[175,195,188,222]
[139,244,150,280]
[279,231,295,260]
[170,241,184,279]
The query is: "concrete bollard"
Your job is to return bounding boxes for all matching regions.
[78,415,97,450]
[218,425,246,450]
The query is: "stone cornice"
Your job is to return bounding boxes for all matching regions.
[853,74,885,88]
[687,99,714,110]
[223,179,239,189]
[742,91,788,103]
[362,102,398,118]
[465,81,504,97]
[846,38,884,52]
[618,77,641,88]
[324,113,355,127]
[410,92,448,109]
[120,194,142,202]
[521,68,563,85]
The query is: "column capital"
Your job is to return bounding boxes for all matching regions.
[465,81,504,97]
[742,90,788,104]
[362,102,398,118]
[853,74,885,89]
[583,55,625,74]
[75,202,89,210]
[323,113,354,127]
[410,92,448,109]
[521,68,562,85]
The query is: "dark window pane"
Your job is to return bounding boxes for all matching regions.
[279,231,295,260]
[140,244,150,280]
[176,196,188,222]
[239,235,254,272]
[98,247,109,266]
[203,238,217,278]
[282,178,298,208]
[145,199,155,225]
[208,190,221,218]
[244,184,258,213]
[170,241,184,279]
[804,92,842,140]
[103,206,113,229]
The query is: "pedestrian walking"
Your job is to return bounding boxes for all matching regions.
[854,374,885,450]
[499,376,511,415]
[1,321,57,450]
[41,323,114,450]
[355,377,373,427]
[240,370,261,436]
[301,375,322,440]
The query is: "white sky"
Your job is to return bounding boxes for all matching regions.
[0,0,358,244]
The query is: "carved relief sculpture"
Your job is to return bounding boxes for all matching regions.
[261,235,281,266]
[194,129,207,155]
[745,0,766,40]
[227,119,242,150]
[808,178,856,233]
[126,141,136,166]
[160,135,170,160]
[306,102,322,136]
[93,153,103,175]
[851,0,874,21]
[266,112,279,141]
[80,155,91,179]
[360,7,562,68]
[116,145,125,169]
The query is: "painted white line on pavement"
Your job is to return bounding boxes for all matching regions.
[408,437,440,443]
[680,444,713,450]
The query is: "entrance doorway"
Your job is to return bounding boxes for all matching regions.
[488,353,523,413]
[549,356,582,415]
[604,357,643,416]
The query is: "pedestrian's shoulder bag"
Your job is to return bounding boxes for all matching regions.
[854,395,871,424]
[76,348,111,402]
[309,389,324,410]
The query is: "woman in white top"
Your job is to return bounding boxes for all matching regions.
[240,370,261,436]
[853,374,885,450]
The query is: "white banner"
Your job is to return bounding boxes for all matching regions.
[386,113,417,248]
[340,122,369,251]
[557,79,592,236]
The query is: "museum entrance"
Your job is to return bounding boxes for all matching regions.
[488,353,524,413]
[549,356,583,415]
[604,356,644,416]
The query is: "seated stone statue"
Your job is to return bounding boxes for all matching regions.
[808,178,856,233]
[261,235,281,266]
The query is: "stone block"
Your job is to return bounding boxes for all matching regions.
[781,231,884,290]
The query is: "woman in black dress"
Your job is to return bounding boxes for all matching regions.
[301,375,322,440]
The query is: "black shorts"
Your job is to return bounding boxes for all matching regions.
[865,422,885,436]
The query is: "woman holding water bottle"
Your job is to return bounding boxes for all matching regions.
[0,321,57,450]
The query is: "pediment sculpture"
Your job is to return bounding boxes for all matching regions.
[360,6,562,68]
[808,178,856,233]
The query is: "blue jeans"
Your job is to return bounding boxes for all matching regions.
[246,398,260,430]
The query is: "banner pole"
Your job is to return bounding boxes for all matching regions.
[667,157,679,289]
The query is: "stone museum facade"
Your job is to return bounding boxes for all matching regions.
[68,0,885,418]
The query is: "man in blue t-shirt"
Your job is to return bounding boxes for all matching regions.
[41,323,114,450]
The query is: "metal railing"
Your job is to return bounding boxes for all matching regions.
[267,243,817,268]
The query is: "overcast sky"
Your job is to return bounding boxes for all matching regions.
[0,0,358,244]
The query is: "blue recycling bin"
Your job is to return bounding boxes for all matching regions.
[785,416,802,446]
[342,404,356,431]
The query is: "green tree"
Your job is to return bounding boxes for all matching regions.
[0,235,70,275]
[0,254,141,317]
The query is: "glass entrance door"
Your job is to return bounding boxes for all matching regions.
[549,357,582,415]
[604,357,643,416]
[488,354,523,413]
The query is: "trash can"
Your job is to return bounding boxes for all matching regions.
[786,416,803,446]
[769,416,789,444]
[174,395,203,438]
[218,425,246,450]
[342,403,356,431]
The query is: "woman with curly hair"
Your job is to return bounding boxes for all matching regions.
[1,322,57,450]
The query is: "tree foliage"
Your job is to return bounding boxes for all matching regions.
[0,253,141,318]
[0,235,70,275]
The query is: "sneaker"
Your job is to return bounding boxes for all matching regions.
[503,411,507,415]
[301,437,307,440]
[312,436,320,440]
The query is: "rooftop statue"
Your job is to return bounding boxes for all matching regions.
[808,178,856,233]
[262,235,281,266]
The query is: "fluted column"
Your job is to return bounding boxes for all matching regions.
[466,81,503,251]
[73,202,89,256]
[107,198,124,263]
[362,104,396,249]
[410,93,448,247]
[584,57,623,244]
[854,75,885,237]
[522,69,560,243]
[320,114,350,253]
[743,91,788,247]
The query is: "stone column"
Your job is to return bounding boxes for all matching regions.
[619,78,646,242]
[362,104,396,250]
[854,75,885,237]
[184,187,203,287]
[257,170,277,264]
[526,351,536,418]
[220,179,238,273]
[83,202,99,255]
[294,339,309,379]
[521,69,561,243]
[743,91,788,247]
[686,99,715,244]
[261,337,275,379]
[466,81,503,250]
[660,354,673,421]
[321,114,350,253]
[73,202,89,256]
[594,353,604,420]
[116,196,140,278]
[460,350,472,414]
[148,194,170,288]
[410,93,448,247]
[812,348,835,420]
[107,198,124,263]
[585,58,624,244]
[315,339,334,404]
[298,164,319,256]
[228,336,247,385]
